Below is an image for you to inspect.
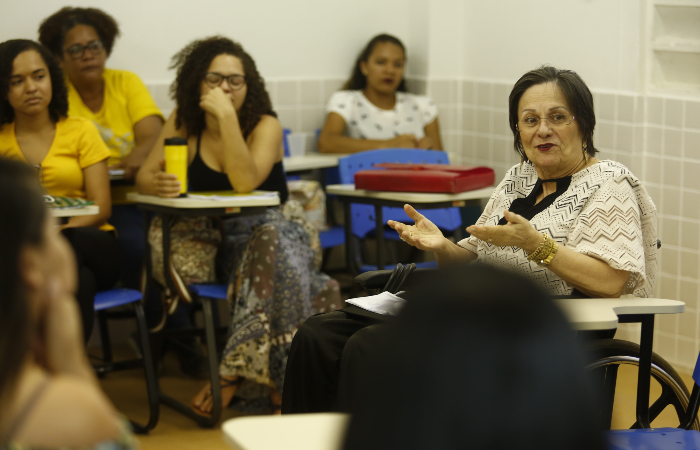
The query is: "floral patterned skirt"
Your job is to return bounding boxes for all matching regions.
[217,207,340,410]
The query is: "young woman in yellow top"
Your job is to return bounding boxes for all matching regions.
[0,39,120,341]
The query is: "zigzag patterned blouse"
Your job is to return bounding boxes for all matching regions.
[458,160,657,297]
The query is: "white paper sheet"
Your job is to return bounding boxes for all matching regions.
[345,291,406,316]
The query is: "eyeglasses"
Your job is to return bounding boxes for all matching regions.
[204,72,246,90]
[518,113,575,130]
[64,40,104,60]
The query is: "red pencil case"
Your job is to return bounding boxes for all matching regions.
[354,163,495,193]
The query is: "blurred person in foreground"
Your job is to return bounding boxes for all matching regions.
[0,158,135,449]
[342,264,605,450]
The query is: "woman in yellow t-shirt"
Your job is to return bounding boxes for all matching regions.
[38,7,165,293]
[0,39,120,341]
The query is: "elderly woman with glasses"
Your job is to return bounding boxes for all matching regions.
[137,36,339,416]
[282,65,658,414]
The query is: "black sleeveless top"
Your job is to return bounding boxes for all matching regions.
[188,135,289,204]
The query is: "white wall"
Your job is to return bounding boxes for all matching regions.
[0,0,413,82]
[460,0,645,92]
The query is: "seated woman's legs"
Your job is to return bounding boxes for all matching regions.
[337,323,386,412]
[61,227,121,341]
[281,309,385,413]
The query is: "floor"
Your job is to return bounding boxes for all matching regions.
[97,350,696,450]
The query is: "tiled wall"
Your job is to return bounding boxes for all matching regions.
[147,76,700,373]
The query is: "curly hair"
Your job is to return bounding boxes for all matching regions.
[169,36,275,139]
[0,40,68,127]
[343,34,408,92]
[508,65,598,163]
[38,7,120,58]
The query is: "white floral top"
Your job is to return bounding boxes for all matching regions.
[326,90,438,140]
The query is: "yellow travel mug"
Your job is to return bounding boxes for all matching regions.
[164,137,188,197]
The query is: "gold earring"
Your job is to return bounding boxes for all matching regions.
[583,142,589,163]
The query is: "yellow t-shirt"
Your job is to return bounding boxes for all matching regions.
[67,68,164,165]
[0,117,113,231]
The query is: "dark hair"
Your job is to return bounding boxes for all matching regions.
[169,36,276,139]
[343,34,408,92]
[0,158,47,421]
[508,65,598,163]
[343,264,605,450]
[38,7,120,58]
[0,39,68,127]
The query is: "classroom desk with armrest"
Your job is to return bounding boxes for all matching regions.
[127,191,280,427]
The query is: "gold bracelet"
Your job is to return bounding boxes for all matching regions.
[527,233,559,265]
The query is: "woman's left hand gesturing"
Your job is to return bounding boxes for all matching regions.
[200,87,237,121]
[466,210,544,254]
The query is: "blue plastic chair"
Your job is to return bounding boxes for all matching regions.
[606,350,700,449]
[338,149,462,272]
[93,288,159,433]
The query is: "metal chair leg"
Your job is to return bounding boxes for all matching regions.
[130,301,160,434]
[159,297,222,428]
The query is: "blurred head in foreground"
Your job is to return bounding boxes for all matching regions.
[343,264,604,450]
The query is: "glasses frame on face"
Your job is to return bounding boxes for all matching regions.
[204,72,246,91]
[518,112,575,131]
[63,40,104,60]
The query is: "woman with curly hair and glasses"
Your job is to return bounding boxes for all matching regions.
[38,7,164,292]
[137,36,339,416]
[0,39,120,343]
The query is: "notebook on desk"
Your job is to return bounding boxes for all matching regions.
[186,191,279,201]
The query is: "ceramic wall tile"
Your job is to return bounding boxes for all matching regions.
[682,221,700,251]
[616,123,635,152]
[686,100,700,130]
[428,79,450,105]
[300,80,322,105]
[647,97,664,126]
[461,80,474,105]
[684,130,700,159]
[682,160,700,190]
[476,82,492,107]
[597,92,616,121]
[493,82,510,109]
[665,98,684,128]
[680,280,699,310]
[663,159,682,188]
[617,94,635,122]
[681,251,700,279]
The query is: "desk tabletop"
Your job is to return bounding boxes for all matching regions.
[283,154,345,172]
[127,192,280,209]
[326,184,494,203]
[555,297,685,331]
[223,413,349,450]
[50,205,100,218]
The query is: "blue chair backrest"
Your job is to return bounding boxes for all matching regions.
[338,149,462,238]
[282,128,291,157]
[694,351,700,386]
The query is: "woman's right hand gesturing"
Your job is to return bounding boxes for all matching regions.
[388,204,449,253]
